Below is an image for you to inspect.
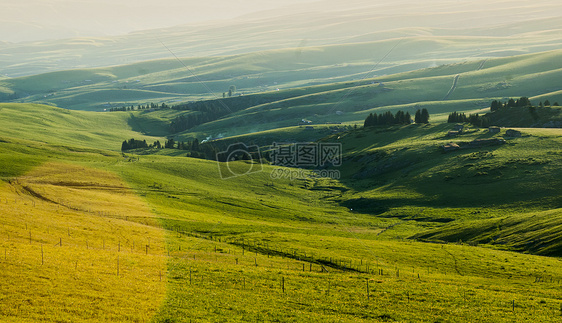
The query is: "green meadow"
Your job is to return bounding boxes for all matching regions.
[0,101,561,321]
[1,1,562,319]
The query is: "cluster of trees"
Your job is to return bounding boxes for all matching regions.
[121,137,221,160]
[490,97,559,112]
[447,112,469,123]
[414,109,430,124]
[490,97,532,111]
[447,112,490,128]
[363,109,430,127]
[109,102,170,112]
[121,138,150,151]
[363,110,412,127]
[168,138,221,159]
[538,100,559,107]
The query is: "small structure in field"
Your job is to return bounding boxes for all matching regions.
[442,142,460,152]
[447,131,459,137]
[505,129,522,137]
[489,126,500,134]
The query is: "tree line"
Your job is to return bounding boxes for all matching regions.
[111,89,326,133]
[447,112,490,128]
[121,137,221,160]
[121,138,161,151]
[158,91,313,133]
[108,99,235,133]
[490,97,559,112]
[448,97,561,128]
[109,102,170,112]
[363,109,429,127]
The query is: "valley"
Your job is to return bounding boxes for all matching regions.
[1,0,562,321]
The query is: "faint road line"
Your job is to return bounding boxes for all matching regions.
[443,74,460,100]
[477,59,488,71]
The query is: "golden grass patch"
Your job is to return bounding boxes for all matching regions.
[0,162,167,322]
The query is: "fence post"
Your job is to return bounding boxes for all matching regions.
[367,279,370,300]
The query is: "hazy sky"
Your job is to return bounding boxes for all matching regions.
[1,0,320,42]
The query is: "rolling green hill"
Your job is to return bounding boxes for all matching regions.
[0,38,481,110]
[0,103,163,150]
[2,103,560,256]
[2,0,562,320]
[1,103,562,321]
[4,47,561,149]
[414,208,562,256]
[484,105,562,128]
[173,49,562,140]
[3,45,562,116]
[2,0,562,78]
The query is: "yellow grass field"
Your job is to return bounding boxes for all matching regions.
[0,162,167,322]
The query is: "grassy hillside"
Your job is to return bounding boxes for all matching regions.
[1,102,561,322]
[2,0,562,319]
[414,208,562,256]
[2,47,562,157]
[484,105,562,128]
[0,103,163,150]
[167,49,562,140]
[5,46,554,146]
[4,45,562,118]
[0,161,166,322]
[0,39,466,110]
[2,0,562,77]
[337,124,562,207]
